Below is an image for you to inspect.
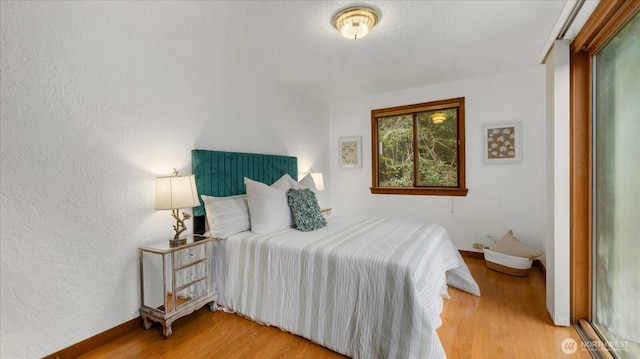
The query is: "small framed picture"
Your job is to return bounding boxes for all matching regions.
[339,136,362,168]
[483,123,522,164]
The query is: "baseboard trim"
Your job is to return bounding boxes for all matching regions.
[537,258,546,276]
[43,317,141,359]
[459,249,484,259]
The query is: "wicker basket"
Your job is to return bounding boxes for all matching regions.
[483,249,532,276]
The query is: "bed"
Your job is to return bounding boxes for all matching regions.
[191,149,480,359]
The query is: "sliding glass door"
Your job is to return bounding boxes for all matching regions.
[593,11,639,358]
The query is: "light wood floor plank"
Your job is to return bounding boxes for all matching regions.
[79,257,589,358]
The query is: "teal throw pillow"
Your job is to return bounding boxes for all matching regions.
[286,188,327,232]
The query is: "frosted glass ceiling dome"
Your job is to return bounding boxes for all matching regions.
[333,6,379,40]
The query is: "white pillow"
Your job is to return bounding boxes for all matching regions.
[298,173,318,193]
[244,177,294,233]
[201,194,250,239]
[272,173,302,190]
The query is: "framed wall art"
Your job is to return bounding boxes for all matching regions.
[483,123,522,164]
[339,136,362,168]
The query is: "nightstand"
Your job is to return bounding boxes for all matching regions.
[138,236,217,338]
[321,207,333,217]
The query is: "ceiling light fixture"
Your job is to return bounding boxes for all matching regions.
[333,6,379,40]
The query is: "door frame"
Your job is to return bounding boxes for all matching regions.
[569,0,640,322]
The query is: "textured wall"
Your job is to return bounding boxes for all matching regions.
[328,68,548,255]
[0,2,329,357]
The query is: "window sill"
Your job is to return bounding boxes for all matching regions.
[370,187,468,196]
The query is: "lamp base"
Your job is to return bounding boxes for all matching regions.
[169,237,187,248]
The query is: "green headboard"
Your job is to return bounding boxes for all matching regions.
[191,149,298,233]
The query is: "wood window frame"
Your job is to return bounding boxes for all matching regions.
[570,0,640,323]
[370,97,468,196]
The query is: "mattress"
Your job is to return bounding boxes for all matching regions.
[214,215,479,359]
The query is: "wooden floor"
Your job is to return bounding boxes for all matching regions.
[79,258,590,358]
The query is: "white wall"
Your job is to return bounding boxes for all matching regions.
[544,40,571,327]
[328,68,548,253]
[0,2,329,357]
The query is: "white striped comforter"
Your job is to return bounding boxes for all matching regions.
[216,216,479,359]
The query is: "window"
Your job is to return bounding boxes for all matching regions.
[371,97,467,196]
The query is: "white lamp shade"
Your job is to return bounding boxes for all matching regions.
[155,174,200,210]
[310,172,325,191]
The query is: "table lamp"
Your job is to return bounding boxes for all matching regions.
[155,169,200,247]
[310,172,325,191]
